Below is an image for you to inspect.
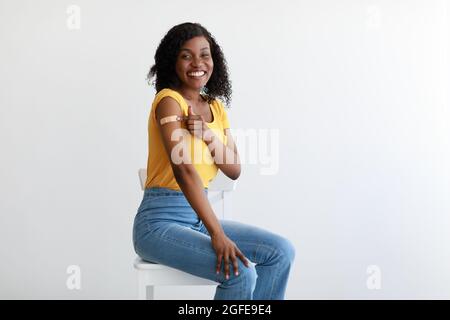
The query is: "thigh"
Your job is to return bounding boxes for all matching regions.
[134,222,222,282]
[208,220,294,264]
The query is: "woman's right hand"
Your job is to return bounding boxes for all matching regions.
[211,233,250,279]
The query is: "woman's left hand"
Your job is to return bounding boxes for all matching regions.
[184,105,215,142]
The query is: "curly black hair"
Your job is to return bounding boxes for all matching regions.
[147,22,232,106]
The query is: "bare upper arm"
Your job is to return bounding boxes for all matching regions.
[155,96,193,175]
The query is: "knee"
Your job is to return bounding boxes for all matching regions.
[235,261,257,283]
[222,261,257,291]
[275,236,296,264]
[216,262,257,300]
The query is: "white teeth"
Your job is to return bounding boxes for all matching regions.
[188,71,206,77]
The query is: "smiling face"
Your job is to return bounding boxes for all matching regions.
[175,36,214,92]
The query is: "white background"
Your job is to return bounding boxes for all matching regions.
[1,0,449,299]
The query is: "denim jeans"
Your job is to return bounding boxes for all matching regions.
[132,187,295,300]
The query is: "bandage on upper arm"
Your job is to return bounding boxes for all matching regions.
[159,115,181,125]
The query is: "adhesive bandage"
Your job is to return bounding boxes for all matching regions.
[160,115,182,125]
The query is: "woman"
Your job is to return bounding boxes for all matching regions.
[133,22,295,300]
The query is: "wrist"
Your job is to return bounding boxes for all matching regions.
[210,228,225,238]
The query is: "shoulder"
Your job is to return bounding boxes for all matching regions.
[210,97,228,114]
[154,88,184,105]
[153,88,187,115]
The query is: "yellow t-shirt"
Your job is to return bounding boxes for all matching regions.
[145,88,230,190]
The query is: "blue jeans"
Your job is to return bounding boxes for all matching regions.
[132,187,295,300]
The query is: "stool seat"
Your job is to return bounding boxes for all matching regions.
[134,257,163,270]
[134,257,218,286]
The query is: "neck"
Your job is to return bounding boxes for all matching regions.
[176,86,203,102]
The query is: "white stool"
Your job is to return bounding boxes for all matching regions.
[134,168,236,300]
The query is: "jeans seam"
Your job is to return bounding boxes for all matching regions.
[251,242,281,299]
[268,249,286,299]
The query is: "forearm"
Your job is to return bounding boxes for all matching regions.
[205,134,241,180]
[174,168,225,237]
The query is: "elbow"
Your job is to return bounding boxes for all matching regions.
[230,174,240,181]
[228,166,241,180]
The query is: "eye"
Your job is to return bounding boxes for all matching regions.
[181,54,191,60]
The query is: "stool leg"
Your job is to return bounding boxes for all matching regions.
[147,286,155,300]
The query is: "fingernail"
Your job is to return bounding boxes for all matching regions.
[226,274,229,279]
[235,271,239,276]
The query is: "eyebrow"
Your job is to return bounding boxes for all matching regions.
[179,47,210,52]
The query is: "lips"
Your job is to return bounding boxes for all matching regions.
[187,70,206,77]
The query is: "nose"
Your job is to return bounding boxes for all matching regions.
[191,56,203,67]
